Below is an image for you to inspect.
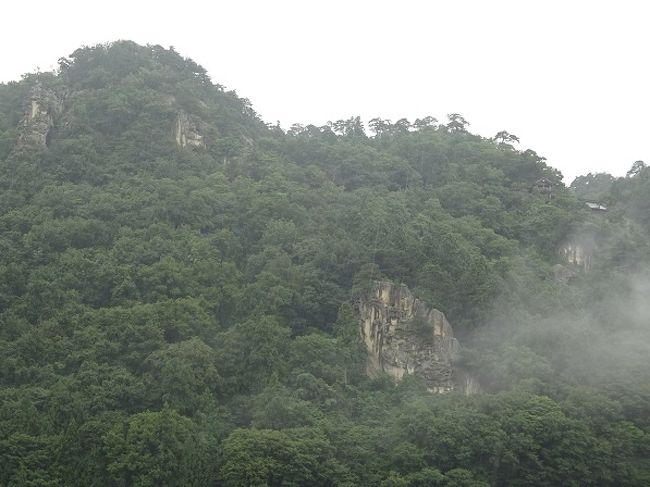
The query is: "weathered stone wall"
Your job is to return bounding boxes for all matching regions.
[358,281,459,393]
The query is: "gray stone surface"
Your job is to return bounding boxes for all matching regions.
[358,281,459,392]
[16,84,62,149]
[175,111,205,148]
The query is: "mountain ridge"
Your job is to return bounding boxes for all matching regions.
[0,40,649,486]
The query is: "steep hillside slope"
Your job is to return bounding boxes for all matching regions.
[0,41,648,486]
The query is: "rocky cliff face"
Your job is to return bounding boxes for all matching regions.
[175,111,205,148]
[560,242,593,271]
[560,230,599,272]
[358,281,460,393]
[17,84,63,149]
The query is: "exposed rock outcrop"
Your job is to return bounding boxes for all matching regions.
[16,84,63,149]
[175,111,204,148]
[358,281,460,393]
[560,243,592,270]
[560,239,595,272]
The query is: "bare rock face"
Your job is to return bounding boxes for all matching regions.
[560,243,591,270]
[17,84,63,148]
[358,281,459,393]
[175,111,205,148]
[560,240,595,272]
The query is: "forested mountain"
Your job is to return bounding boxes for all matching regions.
[0,41,648,486]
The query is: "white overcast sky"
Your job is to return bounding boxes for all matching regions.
[2,0,648,183]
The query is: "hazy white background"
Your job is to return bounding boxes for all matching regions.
[2,0,648,183]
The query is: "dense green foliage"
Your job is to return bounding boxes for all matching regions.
[1,41,649,485]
